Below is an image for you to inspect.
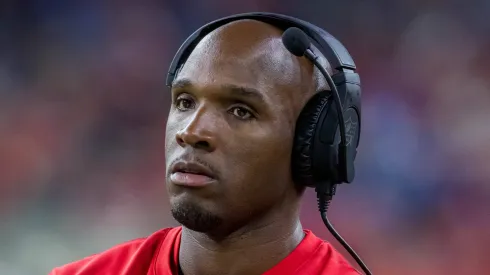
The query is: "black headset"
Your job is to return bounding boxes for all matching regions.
[166,12,370,274]
[166,12,361,190]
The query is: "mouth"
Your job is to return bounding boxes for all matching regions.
[169,161,217,187]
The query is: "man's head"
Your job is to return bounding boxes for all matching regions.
[165,19,331,236]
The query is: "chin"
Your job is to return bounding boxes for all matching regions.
[170,198,223,233]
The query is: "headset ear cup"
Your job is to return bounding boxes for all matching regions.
[292,92,331,187]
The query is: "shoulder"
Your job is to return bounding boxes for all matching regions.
[49,227,182,275]
[317,241,361,274]
[303,230,361,275]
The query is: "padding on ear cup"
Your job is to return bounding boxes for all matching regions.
[292,91,332,187]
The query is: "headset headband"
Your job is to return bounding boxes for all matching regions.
[166,12,357,87]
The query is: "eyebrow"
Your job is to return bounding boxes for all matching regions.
[172,78,266,104]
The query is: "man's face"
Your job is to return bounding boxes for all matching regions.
[165,21,312,235]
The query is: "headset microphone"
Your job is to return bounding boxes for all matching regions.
[282,27,372,275]
[282,28,349,180]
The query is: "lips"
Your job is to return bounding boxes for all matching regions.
[169,160,217,187]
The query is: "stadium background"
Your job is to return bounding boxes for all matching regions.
[0,0,489,274]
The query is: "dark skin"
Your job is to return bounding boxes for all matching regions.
[165,20,330,275]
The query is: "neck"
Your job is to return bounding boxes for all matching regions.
[178,207,304,275]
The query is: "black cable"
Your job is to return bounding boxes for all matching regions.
[316,184,373,275]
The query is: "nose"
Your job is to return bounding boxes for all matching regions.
[175,108,217,152]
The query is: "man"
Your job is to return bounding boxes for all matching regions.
[50,18,361,275]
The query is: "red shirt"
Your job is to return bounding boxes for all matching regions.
[50,227,360,275]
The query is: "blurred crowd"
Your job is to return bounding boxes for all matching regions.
[0,0,489,274]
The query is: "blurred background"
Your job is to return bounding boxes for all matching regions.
[1,0,489,274]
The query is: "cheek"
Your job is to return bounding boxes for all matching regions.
[165,114,181,159]
[222,128,294,195]
[219,139,293,218]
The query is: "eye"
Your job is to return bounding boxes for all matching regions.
[175,95,195,111]
[229,106,254,120]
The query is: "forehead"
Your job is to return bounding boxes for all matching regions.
[174,23,307,106]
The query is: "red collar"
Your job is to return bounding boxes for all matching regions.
[155,227,323,275]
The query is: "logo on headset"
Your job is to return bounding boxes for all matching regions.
[345,116,358,146]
